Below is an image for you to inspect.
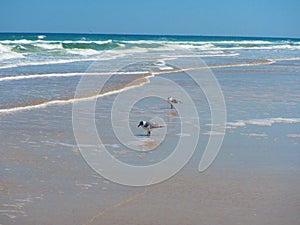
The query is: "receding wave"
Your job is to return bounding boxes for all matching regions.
[151,59,275,75]
[0,58,93,69]
[0,71,149,82]
[227,117,300,128]
[0,73,153,114]
[0,59,272,84]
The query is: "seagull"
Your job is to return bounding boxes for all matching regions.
[167,97,181,109]
[138,121,163,136]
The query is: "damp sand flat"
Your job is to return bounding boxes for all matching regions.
[1,66,300,225]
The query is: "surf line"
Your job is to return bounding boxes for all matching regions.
[0,75,153,115]
[0,71,149,82]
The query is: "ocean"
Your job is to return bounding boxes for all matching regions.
[0,33,300,224]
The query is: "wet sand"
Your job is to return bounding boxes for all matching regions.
[90,171,300,225]
[1,99,300,225]
[1,139,299,225]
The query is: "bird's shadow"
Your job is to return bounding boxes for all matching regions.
[135,134,151,137]
[160,107,173,110]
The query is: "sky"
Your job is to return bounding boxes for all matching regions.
[1,0,300,38]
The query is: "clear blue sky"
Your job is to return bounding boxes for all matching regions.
[1,0,300,38]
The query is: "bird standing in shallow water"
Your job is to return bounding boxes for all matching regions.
[138,121,163,136]
[167,97,181,109]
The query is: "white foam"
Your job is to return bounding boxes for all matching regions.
[120,40,224,54]
[35,43,63,50]
[121,40,163,45]
[104,143,121,148]
[94,40,113,44]
[209,60,274,69]
[215,44,300,51]
[227,117,300,128]
[159,66,173,70]
[287,134,300,138]
[226,121,247,127]
[176,133,191,137]
[121,39,275,45]
[268,57,300,62]
[271,118,300,123]
[60,39,112,44]
[246,119,274,126]
[0,44,24,60]
[154,60,173,70]
[1,213,17,219]
[0,210,20,213]
[163,43,219,52]
[0,71,148,82]
[66,48,99,56]
[0,45,136,69]
[0,58,94,69]
[133,40,205,45]
[211,40,274,45]
[0,39,34,44]
[0,39,113,45]
[38,35,46,39]
[241,133,268,137]
[203,131,225,136]
[0,74,152,114]
[2,39,297,72]
[159,50,238,59]
[120,39,282,48]
[0,44,11,52]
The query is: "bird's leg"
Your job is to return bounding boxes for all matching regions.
[170,104,173,109]
[147,130,151,136]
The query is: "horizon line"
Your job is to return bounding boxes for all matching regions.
[0,31,299,40]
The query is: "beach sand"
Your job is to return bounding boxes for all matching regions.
[90,171,300,225]
[1,133,299,225]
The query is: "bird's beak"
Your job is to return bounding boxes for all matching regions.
[138,124,140,127]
